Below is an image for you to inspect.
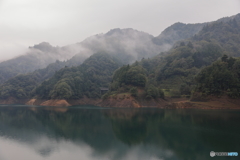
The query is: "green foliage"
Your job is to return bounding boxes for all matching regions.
[170,89,181,98]
[0,74,39,99]
[108,24,237,99]
[180,41,185,46]
[221,54,228,62]
[109,62,168,100]
[232,59,240,77]
[152,40,224,94]
[187,42,194,48]
[195,56,240,98]
[129,87,138,97]
[50,82,73,99]
[2,15,240,101]
[35,52,121,99]
[144,85,165,99]
[151,16,240,96]
[152,22,205,46]
[102,92,110,100]
[195,18,240,57]
[0,59,76,99]
[158,89,165,99]
[145,85,159,99]
[0,53,86,100]
[180,84,191,95]
[0,42,79,84]
[0,54,46,84]
[111,65,147,92]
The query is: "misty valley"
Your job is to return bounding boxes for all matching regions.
[0,11,240,160]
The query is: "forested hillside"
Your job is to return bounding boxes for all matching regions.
[34,53,122,99]
[0,27,184,84]
[155,14,240,92]
[2,13,237,86]
[193,14,240,56]
[106,14,240,99]
[108,63,164,100]
[76,28,166,64]
[104,41,223,100]
[1,13,240,102]
[0,56,84,99]
[194,56,240,98]
[0,42,80,84]
[152,22,205,46]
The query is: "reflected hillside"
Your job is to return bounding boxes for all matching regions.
[0,106,239,160]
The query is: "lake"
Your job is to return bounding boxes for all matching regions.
[0,105,239,160]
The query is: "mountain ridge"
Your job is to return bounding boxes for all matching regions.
[1,13,240,107]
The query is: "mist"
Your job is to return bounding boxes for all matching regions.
[75,28,169,63]
[0,42,28,62]
[0,0,239,61]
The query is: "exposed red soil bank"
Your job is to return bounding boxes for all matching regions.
[0,95,240,109]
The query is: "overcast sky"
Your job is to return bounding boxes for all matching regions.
[0,0,239,60]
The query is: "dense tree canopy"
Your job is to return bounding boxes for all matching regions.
[35,53,122,99]
[0,60,69,99]
[0,57,83,99]
[193,18,240,57]
[195,56,240,98]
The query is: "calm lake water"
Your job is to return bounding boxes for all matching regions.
[0,105,239,160]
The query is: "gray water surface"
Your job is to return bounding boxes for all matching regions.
[0,105,239,160]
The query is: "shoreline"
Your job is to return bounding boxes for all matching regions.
[0,95,240,109]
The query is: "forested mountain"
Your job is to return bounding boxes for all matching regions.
[0,27,195,84]
[1,13,240,102]
[0,56,84,99]
[106,13,240,99]
[105,41,223,99]
[193,14,240,56]
[153,13,240,51]
[5,13,237,86]
[75,28,166,64]
[0,42,81,84]
[0,27,198,100]
[108,62,165,99]
[194,56,240,98]
[156,13,240,90]
[152,22,206,46]
[34,53,122,99]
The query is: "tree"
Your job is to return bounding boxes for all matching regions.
[130,87,138,97]
[195,59,240,98]
[221,54,228,62]
[233,59,240,76]
[180,42,185,46]
[50,82,73,99]
[228,57,236,68]
[146,85,158,99]
[158,88,165,99]
[187,42,193,48]
[112,65,147,89]
[180,84,191,95]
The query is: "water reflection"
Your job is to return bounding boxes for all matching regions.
[0,106,239,160]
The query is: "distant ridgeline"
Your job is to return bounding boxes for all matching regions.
[0,13,240,102]
[0,42,86,84]
[0,25,198,85]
